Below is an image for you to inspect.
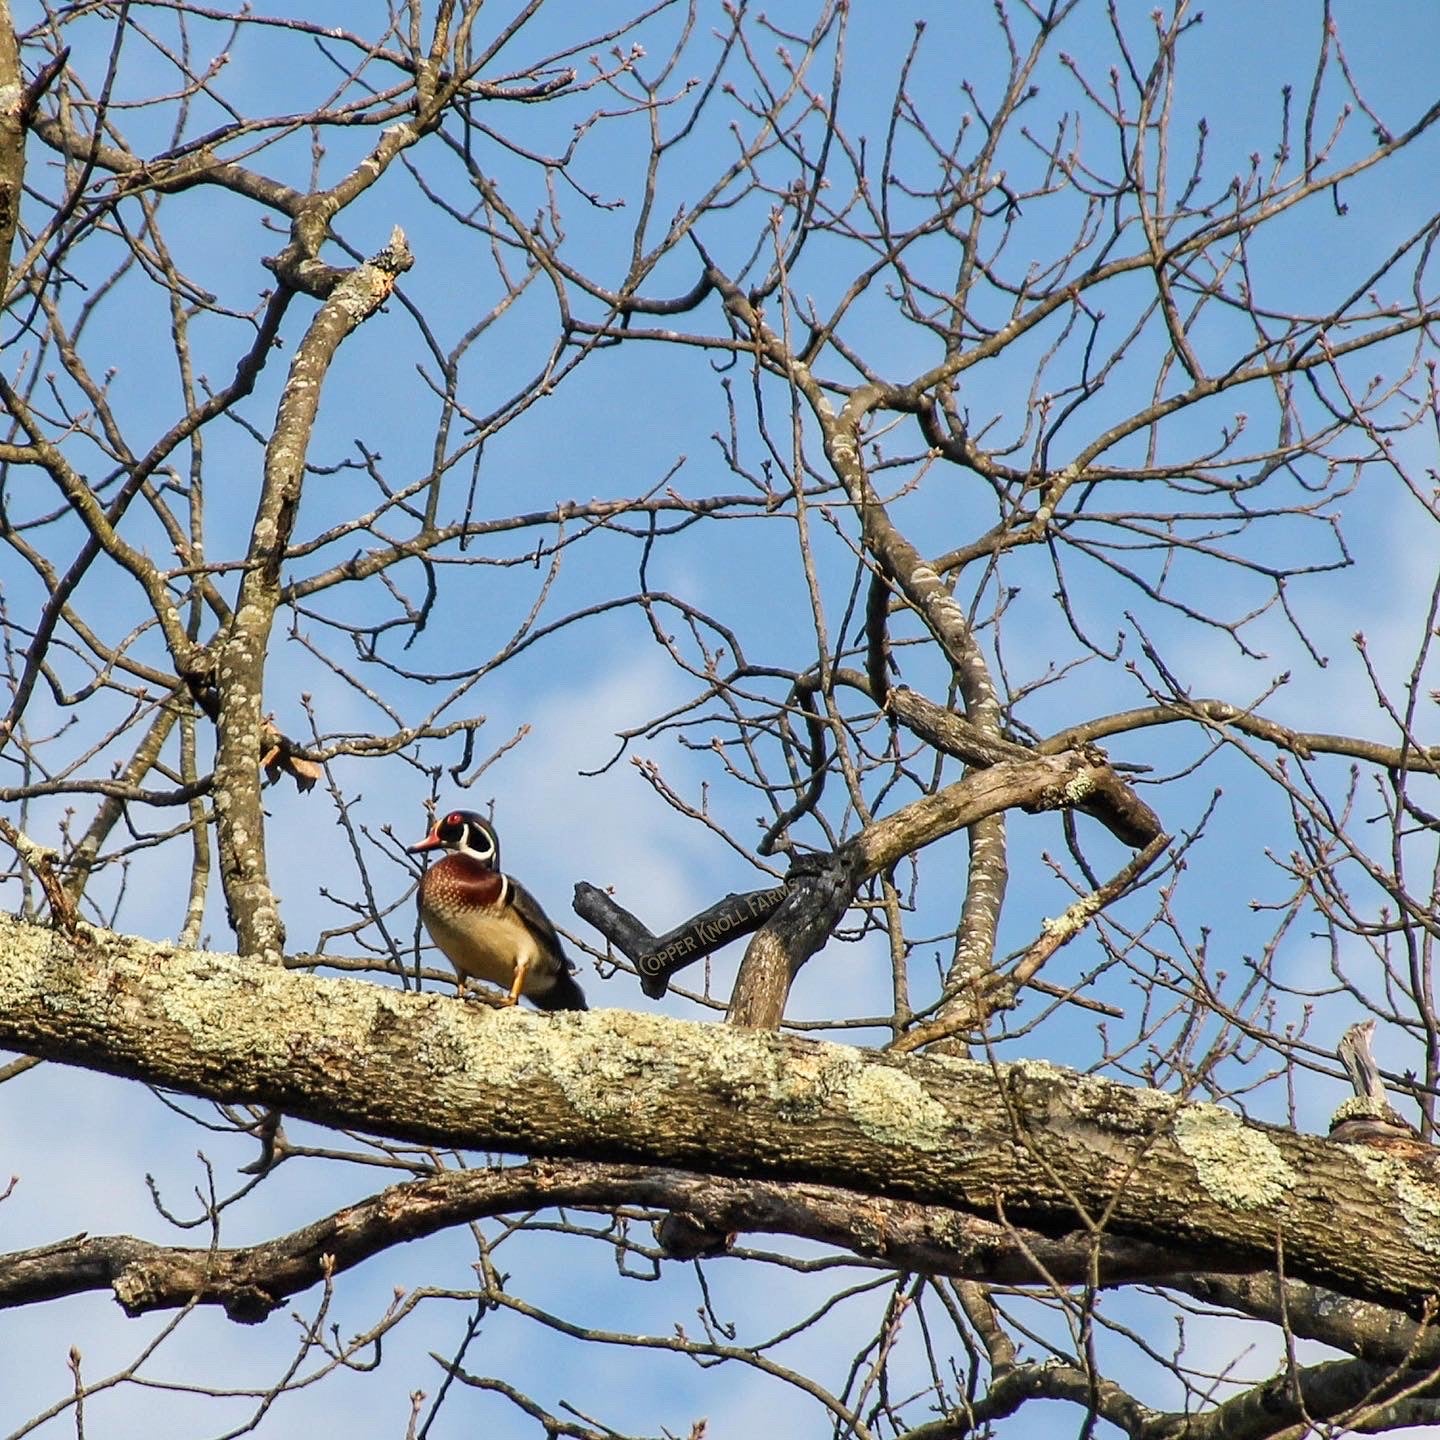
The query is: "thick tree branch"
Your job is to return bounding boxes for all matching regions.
[888,685,1165,847]
[573,880,790,999]
[3,911,1440,1314]
[715,273,1018,1022]
[1042,699,1440,774]
[0,0,23,294]
[0,1159,1255,1325]
[212,227,413,965]
[1172,1274,1440,1371]
[1159,1357,1440,1440]
[582,750,1142,1016]
[899,1356,1440,1440]
[26,109,304,215]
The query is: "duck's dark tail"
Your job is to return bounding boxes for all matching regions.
[534,965,588,1012]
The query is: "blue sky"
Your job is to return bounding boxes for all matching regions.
[3,1,1440,1434]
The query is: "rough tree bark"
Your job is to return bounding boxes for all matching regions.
[0,0,22,293]
[2,910,1438,1319]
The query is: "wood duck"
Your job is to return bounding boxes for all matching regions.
[408,810,587,1011]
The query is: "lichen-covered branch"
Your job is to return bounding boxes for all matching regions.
[0,1,23,294]
[2,910,1439,1314]
[211,229,414,964]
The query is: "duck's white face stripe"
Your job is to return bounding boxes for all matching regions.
[456,821,497,865]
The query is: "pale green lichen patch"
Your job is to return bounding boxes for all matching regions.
[0,917,70,1008]
[550,1009,688,1123]
[1331,1096,1373,1124]
[1011,1056,1069,1083]
[924,1052,988,1079]
[1345,1148,1440,1255]
[1124,1086,1178,1116]
[425,1006,735,1127]
[698,1022,790,1092]
[155,961,292,1063]
[676,1020,832,1121]
[1071,1078,1176,1133]
[1329,1095,1414,1130]
[841,1063,949,1152]
[412,997,512,1092]
[770,1045,852,1122]
[1173,1105,1295,1210]
[1042,894,1104,938]
[446,1003,553,1084]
